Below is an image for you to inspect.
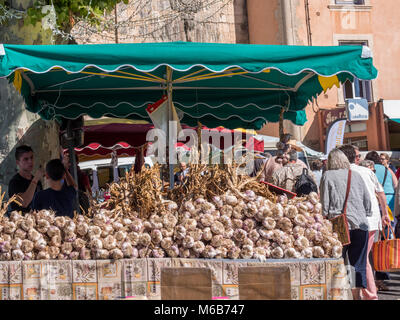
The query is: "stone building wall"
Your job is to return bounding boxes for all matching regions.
[0,1,61,195]
[71,0,245,44]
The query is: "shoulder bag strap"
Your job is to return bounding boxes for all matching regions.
[382,167,388,187]
[343,169,352,215]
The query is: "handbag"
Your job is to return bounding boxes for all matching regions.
[329,169,352,246]
[372,224,400,272]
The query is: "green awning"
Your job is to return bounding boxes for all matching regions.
[392,119,400,124]
[0,42,377,129]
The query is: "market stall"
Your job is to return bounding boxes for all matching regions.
[0,42,377,300]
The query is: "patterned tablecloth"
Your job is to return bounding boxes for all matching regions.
[0,258,352,300]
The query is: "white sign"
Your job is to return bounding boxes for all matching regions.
[325,118,347,155]
[346,98,369,121]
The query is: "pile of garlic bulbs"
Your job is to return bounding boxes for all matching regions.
[0,190,342,261]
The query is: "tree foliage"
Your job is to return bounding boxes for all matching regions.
[1,0,129,31]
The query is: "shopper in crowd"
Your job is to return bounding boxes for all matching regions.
[250,157,267,181]
[380,153,397,177]
[359,159,375,172]
[366,151,397,217]
[62,151,91,213]
[8,145,44,214]
[365,150,397,290]
[263,149,285,183]
[339,145,390,300]
[310,159,323,189]
[272,150,316,193]
[320,148,371,300]
[174,162,189,186]
[32,159,77,218]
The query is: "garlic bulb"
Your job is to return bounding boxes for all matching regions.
[228,246,241,259]
[192,241,205,254]
[182,235,195,248]
[37,219,50,234]
[312,246,325,258]
[12,249,24,260]
[49,246,60,259]
[27,229,41,242]
[301,248,313,258]
[76,223,89,237]
[152,248,165,258]
[37,251,50,260]
[262,218,276,230]
[110,248,124,260]
[61,242,73,255]
[138,233,151,246]
[14,229,27,240]
[54,217,66,229]
[34,238,47,251]
[4,222,16,234]
[271,247,284,259]
[103,235,117,250]
[73,238,86,250]
[240,245,253,259]
[79,248,91,260]
[69,251,80,260]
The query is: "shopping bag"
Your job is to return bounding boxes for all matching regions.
[329,169,352,246]
[372,224,400,272]
[330,213,351,246]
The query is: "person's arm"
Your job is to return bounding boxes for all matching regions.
[64,168,78,190]
[319,174,329,217]
[361,179,372,217]
[389,168,398,189]
[377,191,390,226]
[395,184,400,219]
[16,168,44,208]
[62,154,78,189]
[82,173,92,194]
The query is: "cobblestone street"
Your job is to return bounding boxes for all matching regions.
[378,273,400,300]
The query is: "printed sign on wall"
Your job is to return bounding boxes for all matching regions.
[346,98,369,121]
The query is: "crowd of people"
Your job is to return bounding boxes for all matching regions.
[6,142,400,300]
[251,143,399,300]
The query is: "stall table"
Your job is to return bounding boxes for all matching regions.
[0,257,352,300]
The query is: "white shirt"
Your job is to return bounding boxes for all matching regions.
[350,164,384,231]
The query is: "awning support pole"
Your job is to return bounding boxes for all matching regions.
[166,66,175,189]
[66,120,80,214]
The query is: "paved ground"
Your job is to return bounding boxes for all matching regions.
[377,272,400,300]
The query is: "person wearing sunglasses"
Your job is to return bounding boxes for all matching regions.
[380,153,397,177]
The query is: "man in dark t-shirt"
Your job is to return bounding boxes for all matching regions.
[8,145,44,213]
[32,158,78,218]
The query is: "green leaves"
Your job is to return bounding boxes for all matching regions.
[3,0,127,32]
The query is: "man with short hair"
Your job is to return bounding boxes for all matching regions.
[32,158,77,218]
[272,150,316,192]
[353,145,362,165]
[8,145,44,213]
[338,144,390,300]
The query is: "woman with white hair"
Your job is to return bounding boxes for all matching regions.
[320,148,372,300]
